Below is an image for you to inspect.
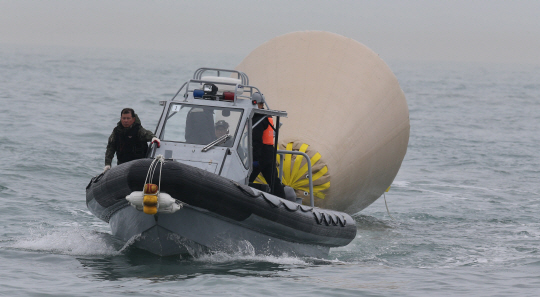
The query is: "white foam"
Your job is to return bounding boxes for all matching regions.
[10,225,120,256]
[391,181,410,187]
[194,249,309,266]
[118,233,142,253]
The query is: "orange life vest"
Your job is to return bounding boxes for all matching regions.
[262,117,274,145]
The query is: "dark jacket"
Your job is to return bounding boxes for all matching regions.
[251,113,273,163]
[105,115,155,166]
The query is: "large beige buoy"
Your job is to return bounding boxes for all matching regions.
[236,31,410,214]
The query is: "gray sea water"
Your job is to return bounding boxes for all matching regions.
[0,44,539,296]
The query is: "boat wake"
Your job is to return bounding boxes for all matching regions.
[120,234,323,265]
[4,224,352,271]
[193,246,310,266]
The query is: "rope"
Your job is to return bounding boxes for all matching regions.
[383,192,395,220]
[144,155,165,195]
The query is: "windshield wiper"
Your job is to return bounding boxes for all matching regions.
[201,134,231,152]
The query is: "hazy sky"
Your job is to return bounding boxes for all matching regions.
[1,0,539,64]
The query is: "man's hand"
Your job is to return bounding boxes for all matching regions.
[151,137,161,148]
[104,165,111,172]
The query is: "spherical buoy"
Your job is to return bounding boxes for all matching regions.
[237,31,409,214]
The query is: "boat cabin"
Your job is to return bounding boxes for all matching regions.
[149,68,287,193]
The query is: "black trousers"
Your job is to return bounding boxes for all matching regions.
[249,147,285,198]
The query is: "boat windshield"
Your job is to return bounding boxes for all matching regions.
[161,104,243,147]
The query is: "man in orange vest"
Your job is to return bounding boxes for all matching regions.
[249,93,286,198]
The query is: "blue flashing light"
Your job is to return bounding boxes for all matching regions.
[193,89,204,98]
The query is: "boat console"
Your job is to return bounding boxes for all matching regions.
[150,68,315,203]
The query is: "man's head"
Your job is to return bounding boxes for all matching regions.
[215,120,229,138]
[120,108,136,128]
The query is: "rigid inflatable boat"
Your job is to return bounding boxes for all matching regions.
[86,68,357,257]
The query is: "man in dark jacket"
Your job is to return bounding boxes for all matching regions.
[104,108,160,171]
[249,94,285,198]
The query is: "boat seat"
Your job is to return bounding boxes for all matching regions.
[185,108,215,144]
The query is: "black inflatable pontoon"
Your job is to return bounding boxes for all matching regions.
[86,159,356,257]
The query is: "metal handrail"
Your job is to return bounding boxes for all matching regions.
[192,68,249,85]
[276,150,314,207]
[172,68,249,102]
[181,79,262,104]
[171,82,187,101]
